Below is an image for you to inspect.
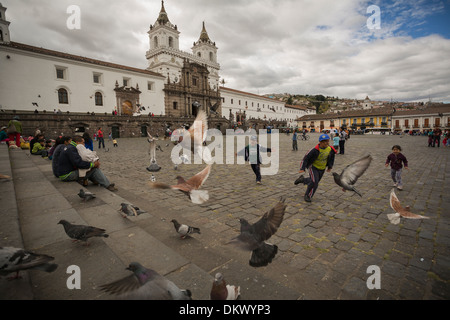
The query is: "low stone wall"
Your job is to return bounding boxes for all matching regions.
[0,111,287,140]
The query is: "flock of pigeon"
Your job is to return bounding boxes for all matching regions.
[0,111,430,300]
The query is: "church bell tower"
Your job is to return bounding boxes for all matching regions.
[0,3,11,43]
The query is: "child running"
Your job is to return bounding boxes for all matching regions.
[385,145,408,190]
[294,134,337,202]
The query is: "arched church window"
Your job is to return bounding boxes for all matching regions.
[209,52,213,61]
[169,37,173,48]
[95,92,103,106]
[58,88,69,104]
[197,52,201,57]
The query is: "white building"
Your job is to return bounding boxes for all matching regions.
[0,3,165,115]
[0,1,317,124]
[145,1,220,91]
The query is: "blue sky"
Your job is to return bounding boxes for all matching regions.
[3,0,450,102]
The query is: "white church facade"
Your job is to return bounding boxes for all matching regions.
[0,1,314,125]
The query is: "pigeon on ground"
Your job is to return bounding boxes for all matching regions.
[58,220,109,245]
[228,197,287,267]
[332,154,372,197]
[210,272,240,300]
[149,164,211,204]
[171,219,201,239]
[387,189,430,225]
[119,203,147,218]
[78,188,96,201]
[0,246,58,280]
[99,262,192,300]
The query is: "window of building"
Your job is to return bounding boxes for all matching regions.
[93,72,102,84]
[147,81,154,91]
[192,77,198,86]
[123,77,130,87]
[169,37,173,48]
[154,36,158,48]
[0,30,3,42]
[231,99,233,105]
[209,52,213,61]
[197,52,201,58]
[95,92,103,106]
[173,102,177,110]
[58,88,69,104]
[56,67,67,80]
[424,118,429,127]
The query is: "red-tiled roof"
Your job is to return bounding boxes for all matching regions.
[220,86,283,103]
[0,41,165,78]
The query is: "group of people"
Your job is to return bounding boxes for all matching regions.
[0,118,117,192]
[0,116,23,148]
[50,131,117,191]
[292,134,408,202]
[427,127,449,147]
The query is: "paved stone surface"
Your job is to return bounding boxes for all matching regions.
[1,132,449,300]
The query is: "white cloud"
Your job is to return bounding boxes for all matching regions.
[3,0,450,102]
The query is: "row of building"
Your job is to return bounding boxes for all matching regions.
[297,104,450,133]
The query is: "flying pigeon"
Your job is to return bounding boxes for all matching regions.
[178,110,212,163]
[228,197,287,267]
[99,262,192,300]
[210,272,240,300]
[387,189,430,225]
[332,154,372,197]
[119,203,147,218]
[209,101,220,115]
[149,164,211,204]
[58,220,109,245]
[78,188,96,201]
[171,219,201,239]
[0,246,58,280]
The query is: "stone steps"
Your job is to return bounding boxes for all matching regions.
[0,145,301,300]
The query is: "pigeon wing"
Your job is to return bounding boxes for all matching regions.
[389,189,404,214]
[185,164,212,189]
[0,247,55,273]
[188,110,208,145]
[339,155,372,186]
[252,197,287,242]
[99,274,142,295]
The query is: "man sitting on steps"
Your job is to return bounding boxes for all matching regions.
[55,136,117,191]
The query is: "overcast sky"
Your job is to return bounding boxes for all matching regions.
[3,0,450,102]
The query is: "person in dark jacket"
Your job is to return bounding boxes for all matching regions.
[294,134,336,202]
[236,135,272,184]
[51,136,72,177]
[385,145,408,190]
[55,139,117,191]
